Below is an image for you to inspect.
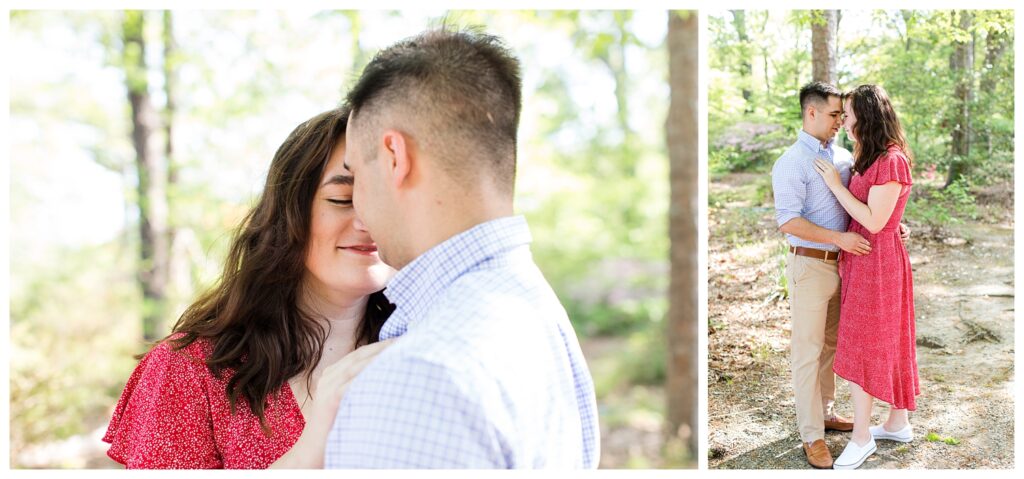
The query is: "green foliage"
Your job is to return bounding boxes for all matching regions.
[566,294,668,337]
[121,11,148,94]
[709,10,1014,187]
[591,327,668,398]
[904,178,978,235]
[708,174,776,248]
[10,242,143,459]
[522,10,668,341]
[767,241,789,303]
[709,120,790,173]
[925,431,961,445]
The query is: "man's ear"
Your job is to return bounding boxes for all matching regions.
[381,129,412,189]
[806,105,815,121]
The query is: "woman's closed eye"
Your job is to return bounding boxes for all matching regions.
[327,198,353,206]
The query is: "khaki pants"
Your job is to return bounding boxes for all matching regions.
[785,252,841,443]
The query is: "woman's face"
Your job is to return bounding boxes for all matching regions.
[842,98,857,142]
[304,139,396,303]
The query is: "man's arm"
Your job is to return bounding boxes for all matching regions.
[772,160,870,256]
[779,217,871,256]
[324,355,506,468]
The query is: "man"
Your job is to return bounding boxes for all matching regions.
[323,27,599,468]
[772,81,896,469]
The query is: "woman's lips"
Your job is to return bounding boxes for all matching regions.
[339,245,378,255]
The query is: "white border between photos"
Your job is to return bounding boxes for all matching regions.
[2,2,11,475]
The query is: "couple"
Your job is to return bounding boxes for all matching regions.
[103,27,600,469]
[771,81,919,469]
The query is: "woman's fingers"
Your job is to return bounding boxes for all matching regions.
[856,240,871,255]
[320,339,396,385]
[813,159,833,177]
[330,352,385,395]
[335,347,389,383]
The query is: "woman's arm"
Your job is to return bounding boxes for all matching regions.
[813,159,902,234]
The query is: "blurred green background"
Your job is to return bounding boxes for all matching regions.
[9,10,692,468]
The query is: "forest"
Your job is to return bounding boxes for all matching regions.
[9,10,698,469]
[708,10,1014,469]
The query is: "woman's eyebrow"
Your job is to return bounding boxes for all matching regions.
[322,175,354,187]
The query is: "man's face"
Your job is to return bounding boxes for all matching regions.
[842,99,858,142]
[343,112,397,267]
[806,95,843,144]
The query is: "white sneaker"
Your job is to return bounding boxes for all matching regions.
[870,424,913,442]
[833,437,877,470]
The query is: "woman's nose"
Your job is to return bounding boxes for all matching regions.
[352,216,369,232]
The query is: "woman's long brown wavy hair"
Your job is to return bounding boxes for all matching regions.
[161,107,394,433]
[845,84,914,175]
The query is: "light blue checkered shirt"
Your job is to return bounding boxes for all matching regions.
[323,215,600,468]
[771,129,853,251]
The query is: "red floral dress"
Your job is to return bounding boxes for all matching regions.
[833,145,920,410]
[103,337,305,468]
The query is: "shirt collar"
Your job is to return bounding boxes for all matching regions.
[798,129,833,153]
[380,215,532,338]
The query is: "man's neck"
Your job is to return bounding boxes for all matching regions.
[801,128,831,148]
[398,188,513,270]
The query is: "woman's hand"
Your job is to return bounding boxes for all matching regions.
[813,158,843,191]
[311,338,395,421]
[270,338,395,468]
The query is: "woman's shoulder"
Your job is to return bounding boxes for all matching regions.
[111,335,218,412]
[879,144,910,164]
[864,144,912,185]
[142,334,215,374]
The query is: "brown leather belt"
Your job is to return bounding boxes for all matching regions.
[789,246,839,261]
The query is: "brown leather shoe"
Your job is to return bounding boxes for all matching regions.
[803,439,834,469]
[825,414,854,432]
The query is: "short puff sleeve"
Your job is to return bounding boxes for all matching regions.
[103,340,221,469]
[865,147,913,187]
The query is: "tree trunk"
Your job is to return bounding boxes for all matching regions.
[979,26,1008,156]
[731,10,753,114]
[163,10,194,320]
[124,10,170,341]
[593,11,633,151]
[811,10,838,84]
[666,9,698,461]
[901,10,914,52]
[947,10,973,187]
[755,12,772,99]
[163,11,177,189]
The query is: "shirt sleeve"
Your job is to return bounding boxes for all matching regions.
[772,158,806,227]
[103,341,221,469]
[323,355,507,468]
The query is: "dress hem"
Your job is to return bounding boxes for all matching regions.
[833,367,918,412]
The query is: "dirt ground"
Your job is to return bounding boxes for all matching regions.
[708,172,1014,469]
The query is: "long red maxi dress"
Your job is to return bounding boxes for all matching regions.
[833,145,920,410]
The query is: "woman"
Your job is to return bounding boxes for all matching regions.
[813,84,919,470]
[103,107,397,468]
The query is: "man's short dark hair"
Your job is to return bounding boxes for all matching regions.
[799,81,842,113]
[345,25,522,193]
